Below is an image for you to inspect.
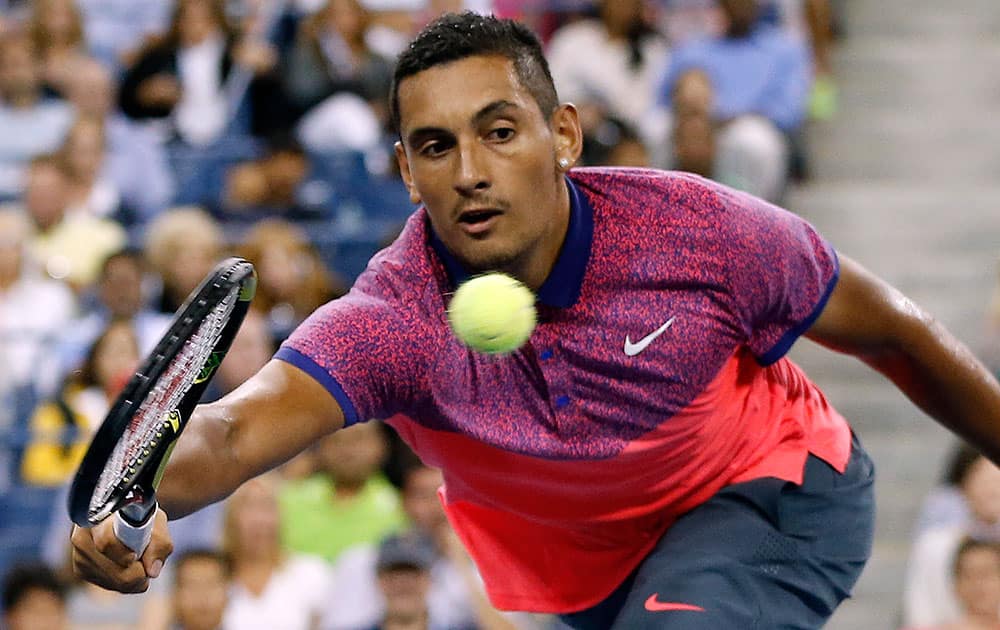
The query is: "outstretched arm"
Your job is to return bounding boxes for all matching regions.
[157,359,344,518]
[71,359,343,592]
[806,254,1000,462]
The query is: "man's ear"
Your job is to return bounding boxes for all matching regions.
[395,141,421,204]
[551,103,584,170]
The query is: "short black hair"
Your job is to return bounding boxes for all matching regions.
[2,562,66,613]
[390,12,559,135]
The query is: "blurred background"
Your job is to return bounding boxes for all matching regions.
[0,0,998,628]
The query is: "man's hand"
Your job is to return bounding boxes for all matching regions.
[71,508,173,593]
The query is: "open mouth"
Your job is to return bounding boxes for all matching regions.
[458,209,503,234]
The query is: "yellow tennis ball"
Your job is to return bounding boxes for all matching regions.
[447,273,537,355]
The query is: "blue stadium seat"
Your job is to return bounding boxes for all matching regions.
[0,484,61,578]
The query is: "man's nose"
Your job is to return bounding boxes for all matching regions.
[454,142,490,196]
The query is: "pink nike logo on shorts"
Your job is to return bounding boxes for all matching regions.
[644,594,706,612]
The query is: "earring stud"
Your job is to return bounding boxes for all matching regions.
[558,157,570,169]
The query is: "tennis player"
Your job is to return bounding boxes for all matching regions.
[72,12,1000,629]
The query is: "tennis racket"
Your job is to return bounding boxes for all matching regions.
[68,257,256,555]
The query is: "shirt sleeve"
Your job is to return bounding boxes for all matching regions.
[274,279,431,426]
[714,185,839,365]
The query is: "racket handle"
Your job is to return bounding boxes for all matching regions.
[113,503,156,556]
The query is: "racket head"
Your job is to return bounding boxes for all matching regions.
[68,257,256,527]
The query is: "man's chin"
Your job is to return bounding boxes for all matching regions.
[458,248,520,275]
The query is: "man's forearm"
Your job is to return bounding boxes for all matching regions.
[864,317,1000,464]
[152,360,345,518]
[155,402,248,519]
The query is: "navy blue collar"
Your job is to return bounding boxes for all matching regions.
[429,175,593,308]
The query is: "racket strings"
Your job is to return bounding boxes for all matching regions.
[91,284,241,517]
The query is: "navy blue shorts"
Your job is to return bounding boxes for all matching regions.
[559,434,876,629]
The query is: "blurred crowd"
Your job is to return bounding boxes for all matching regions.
[6,0,996,629]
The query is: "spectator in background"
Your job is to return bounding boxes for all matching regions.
[221,136,311,216]
[1,562,68,630]
[903,538,1000,630]
[22,154,126,289]
[222,474,335,630]
[57,114,121,220]
[285,0,392,153]
[26,0,88,97]
[280,421,406,562]
[671,105,715,178]
[582,116,651,168]
[657,0,723,46]
[941,538,1000,630]
[170,550,229,630]
[912,443,987,538]
[63,569,164,630]
[326,461,532,630]
[0,31,73,198]
[20,319,137,486]
[56,248,171,382]
[75,0,173,70]
[144,206,224,314]
[367,532,443,630]
[904,453,1000,627]
[656,0,808,198]
[667,67,787,201]
[118,0,279,147]
[63,56,175,223]
[235,217,346,343]
[546,0,668,146]
[0,208,76,402]
[283,0,393,125]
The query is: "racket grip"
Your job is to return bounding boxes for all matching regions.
[113,505,155,556]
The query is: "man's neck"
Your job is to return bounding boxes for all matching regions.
[513,178,571,292]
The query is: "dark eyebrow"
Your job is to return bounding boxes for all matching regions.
[406,100,521,148]
[472,99,519,126]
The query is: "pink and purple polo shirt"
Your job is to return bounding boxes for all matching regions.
[275,168,851,613]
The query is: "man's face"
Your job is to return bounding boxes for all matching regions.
[395,55,573,277]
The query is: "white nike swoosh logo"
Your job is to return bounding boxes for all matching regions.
[624,317,676,356]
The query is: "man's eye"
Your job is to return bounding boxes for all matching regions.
[488,127,515,142]
[421,140,451,156]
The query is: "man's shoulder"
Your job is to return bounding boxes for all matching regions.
[570,167,725,218]
[344,209,442,310]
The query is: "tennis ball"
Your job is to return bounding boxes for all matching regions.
[448,273,537,354]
